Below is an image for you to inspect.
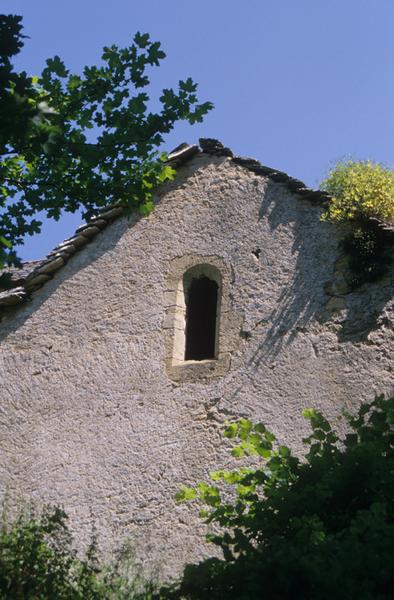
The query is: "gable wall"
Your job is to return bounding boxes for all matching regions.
[1,154,393,577]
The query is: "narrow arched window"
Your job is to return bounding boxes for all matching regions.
[165,258,232,380]
[185,275,218,360]
[175,264,221,362]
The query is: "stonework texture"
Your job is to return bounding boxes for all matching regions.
[0,154,393,579]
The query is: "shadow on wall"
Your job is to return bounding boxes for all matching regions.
[1,173,393,356]
[336,264,394,343]
[245,181,333,365]
[247,181,394,365]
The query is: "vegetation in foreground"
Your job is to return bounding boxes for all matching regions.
[0,506,156,599]
[2,395,394,599]
[163,394,394,599]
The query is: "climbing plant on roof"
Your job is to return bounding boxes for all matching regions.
[321,160,394,223]
[321,160,394,288]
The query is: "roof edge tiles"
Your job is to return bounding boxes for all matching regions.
[0,138,392,309]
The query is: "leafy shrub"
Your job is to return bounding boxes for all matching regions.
[162,395,394,599]
[342,223,390,288]
[321,160,394,287]
[0,506,155,599]
[321,160,394,223]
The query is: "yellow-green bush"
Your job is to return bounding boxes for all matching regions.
[321,160,394,222]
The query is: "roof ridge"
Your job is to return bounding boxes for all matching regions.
[1,138,392,311]
[167,139,332,204]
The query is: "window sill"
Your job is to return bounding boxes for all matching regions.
[166,354,231,383]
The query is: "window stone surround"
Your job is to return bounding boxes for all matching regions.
[164,254,243,382]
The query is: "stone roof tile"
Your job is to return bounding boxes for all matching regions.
[1,139,392,312]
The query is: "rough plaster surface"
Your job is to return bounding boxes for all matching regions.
[1,155,393,578]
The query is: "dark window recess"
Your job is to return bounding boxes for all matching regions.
[185,276,218,360]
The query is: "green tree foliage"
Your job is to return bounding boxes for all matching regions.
[0,16,48,156]
[322,160,394,223]
[0,15,213,267]
[0,506,156,599]
[162,395,394,599]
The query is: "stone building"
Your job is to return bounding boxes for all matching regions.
[0,139,393,577]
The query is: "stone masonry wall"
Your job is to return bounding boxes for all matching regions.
[0,154,393,578]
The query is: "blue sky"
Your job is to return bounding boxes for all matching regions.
[3,0,394,261]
